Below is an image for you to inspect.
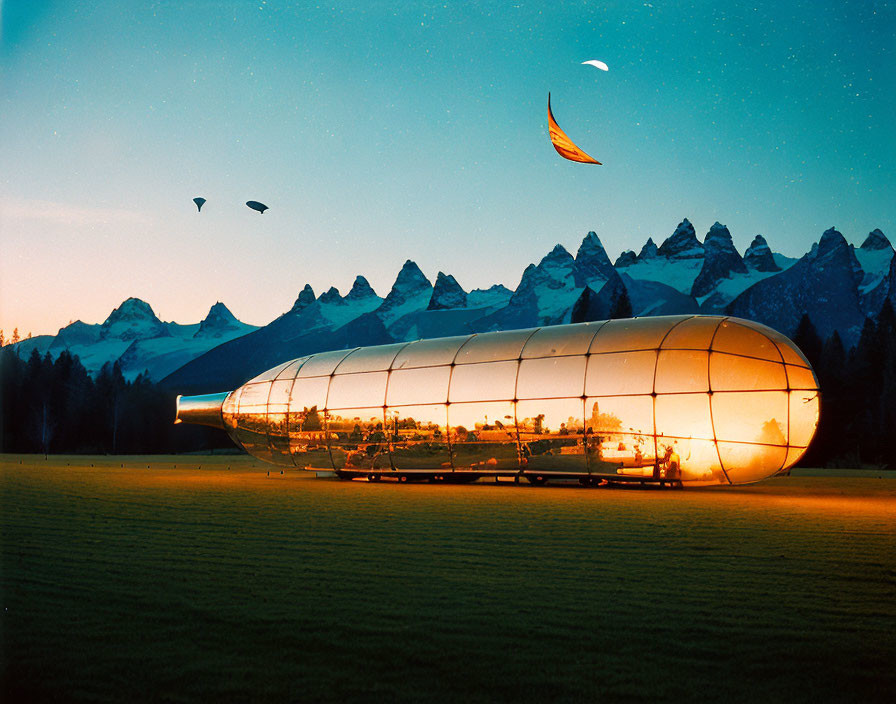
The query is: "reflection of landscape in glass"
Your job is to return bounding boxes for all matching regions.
[201,315,821,485]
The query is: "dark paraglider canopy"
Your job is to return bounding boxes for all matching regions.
[193,197,206,212]
[246,201,269,214]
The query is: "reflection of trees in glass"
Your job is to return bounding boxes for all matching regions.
[301,406,322,431]
[588,402,623,435]
[758,418,786,445]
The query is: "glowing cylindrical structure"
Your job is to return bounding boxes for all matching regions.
[176,315,820,486]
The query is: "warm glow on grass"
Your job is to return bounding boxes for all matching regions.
[2,455,894,702]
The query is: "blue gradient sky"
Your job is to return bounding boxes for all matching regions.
[2,1,894,336]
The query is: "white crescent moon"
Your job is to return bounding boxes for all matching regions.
[582,60,609,71]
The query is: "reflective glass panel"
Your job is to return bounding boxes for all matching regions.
[789,390,820,447]
[386,404,451,470]
[449,401,520,471]
[770,337,811,367]
[711,391,789,445]
[268,377,294,460]
[234,415,275,463]
[786,365,818,390]
[585,396,655,475]
[268,379,294,412]
[287,406,331,470]
[585,351,657,396]
[246,359,296,383]
[267,444,294,466]
[386,366,451,406]
[655,393,714,441]
[235,408,268,435]
[660,316,722,350]
[516,356,587,400]
[736,319,811,367]
[268,408,292,462]
[289,376,330,412]
[517,398,586,473]
[325,371,388,410]
[585,395,654,437]
[391,335,474,369]
[448,361,519,403]
[327,408,390,471]
[455,329,536,364]
[710,353,787,391]
[587,432,658,477]
[238,382,271,409]
[297,349,357,377]
[654,350,709,393]
[718,441,786,484]
[589,316,687,353]
[222,389,239,427]
[656,437,725,484]
[335,342,411,374]
[521,323,604,359]
[712,320,781,361]
[276,358,306,380]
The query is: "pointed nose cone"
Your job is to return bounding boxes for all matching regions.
[175,392,229,429]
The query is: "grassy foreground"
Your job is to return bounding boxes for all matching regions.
[1,455,894,703]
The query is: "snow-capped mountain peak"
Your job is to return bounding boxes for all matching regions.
[691,222,747,298]
[544,243,574,265]
[727,227,865,344]
[860,228,892,252]
[638,237,658,260]
[290,284,316,313]
[428,272,467,310]
[100,298,169,341]
[318,286,343,304]
[574,231,617,285]
[194,302,247,339]
[467,284,512,309]
[392,260,431,292]
[743,235,781,272]
[658,218,704,260]
[614,250,637,267]
[346,276,377,300]
[810,228,863,286]
[519,244,576,294]
[376,260,433,327]
[855,229,894,300]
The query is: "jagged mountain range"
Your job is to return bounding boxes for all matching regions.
[14,220,894,393]
[14,299,258,382]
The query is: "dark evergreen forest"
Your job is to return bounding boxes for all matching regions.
[0,350,230,455]
[1,305,894,468]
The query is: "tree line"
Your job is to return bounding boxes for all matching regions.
[0,348,229,455]
[1,304,894,467]
[792,301,896,469]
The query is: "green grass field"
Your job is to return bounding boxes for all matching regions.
[2,455,894,703]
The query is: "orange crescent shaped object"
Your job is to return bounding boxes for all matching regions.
[548,93,601,165]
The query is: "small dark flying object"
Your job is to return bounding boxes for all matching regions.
[193,197,206,212]
[246,201,269,214]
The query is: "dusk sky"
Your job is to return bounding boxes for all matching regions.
[2,0,893,337]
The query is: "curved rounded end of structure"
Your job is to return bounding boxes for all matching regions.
[175,392,229,429]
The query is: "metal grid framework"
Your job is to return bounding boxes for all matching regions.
[221,315,820,485]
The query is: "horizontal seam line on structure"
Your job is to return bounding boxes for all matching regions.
[237,387,817,412]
